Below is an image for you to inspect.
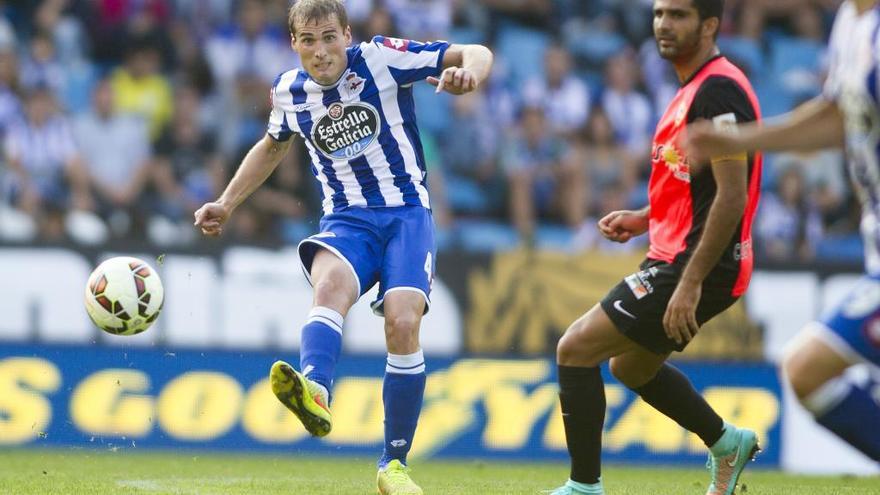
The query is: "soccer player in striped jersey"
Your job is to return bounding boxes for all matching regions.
[688,0,880,465]
[193,1,492,493]
[548,1,762,494]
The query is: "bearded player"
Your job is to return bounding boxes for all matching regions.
[547,1,763,494]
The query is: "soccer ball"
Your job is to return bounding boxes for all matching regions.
[84,256,164,335]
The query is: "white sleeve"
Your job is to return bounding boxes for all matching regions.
[266,73,294,142]
[823,3,851,101]
[370,36,450,85]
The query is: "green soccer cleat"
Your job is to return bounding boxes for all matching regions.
[377,459,423,495]
[706,427,760,495]
[269,360,332,437]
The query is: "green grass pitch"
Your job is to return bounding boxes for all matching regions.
[0,449,878,494]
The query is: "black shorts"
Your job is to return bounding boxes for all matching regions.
[599,258,739,354]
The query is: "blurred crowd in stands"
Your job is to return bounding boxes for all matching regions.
[0,0,862,265]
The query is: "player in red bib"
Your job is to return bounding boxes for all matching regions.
[547,2,762,495]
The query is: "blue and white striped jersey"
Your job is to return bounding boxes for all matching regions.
[267,35,449,215]
[825,2,880,275]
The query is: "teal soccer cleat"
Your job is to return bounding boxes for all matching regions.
[706,427,760,495]
[543,479,604,495]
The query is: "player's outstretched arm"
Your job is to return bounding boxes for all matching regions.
[194,134,292,236]
[687,97,845,163]
[428,44,493,95]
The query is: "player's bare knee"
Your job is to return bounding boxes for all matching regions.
[782,351,845,402]
[386,312,419,332]
[312,278,338,299]
[385,312,420,347]
[781,332,853,401]
[557,321,603,367]
[313,278,356,309]
[782,347,815,400]
[556,323,581,364]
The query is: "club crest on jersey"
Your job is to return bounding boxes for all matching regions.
[342,72,366,97]
[311,102,380,160]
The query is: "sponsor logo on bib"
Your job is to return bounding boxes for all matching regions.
[311,102,380,160]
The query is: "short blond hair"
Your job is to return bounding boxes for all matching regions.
[288,0,348,37]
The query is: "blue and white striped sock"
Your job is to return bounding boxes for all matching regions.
[378,349,426,468]
[299,306,343,400]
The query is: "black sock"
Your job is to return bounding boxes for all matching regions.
[633,363,724,447]
[558,365,605,484]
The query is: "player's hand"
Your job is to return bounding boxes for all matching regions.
[193,201,231,237]
[684,120,743,165]
[427,66,478,95]
[597,210,649,243]
[663,280,701,346]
